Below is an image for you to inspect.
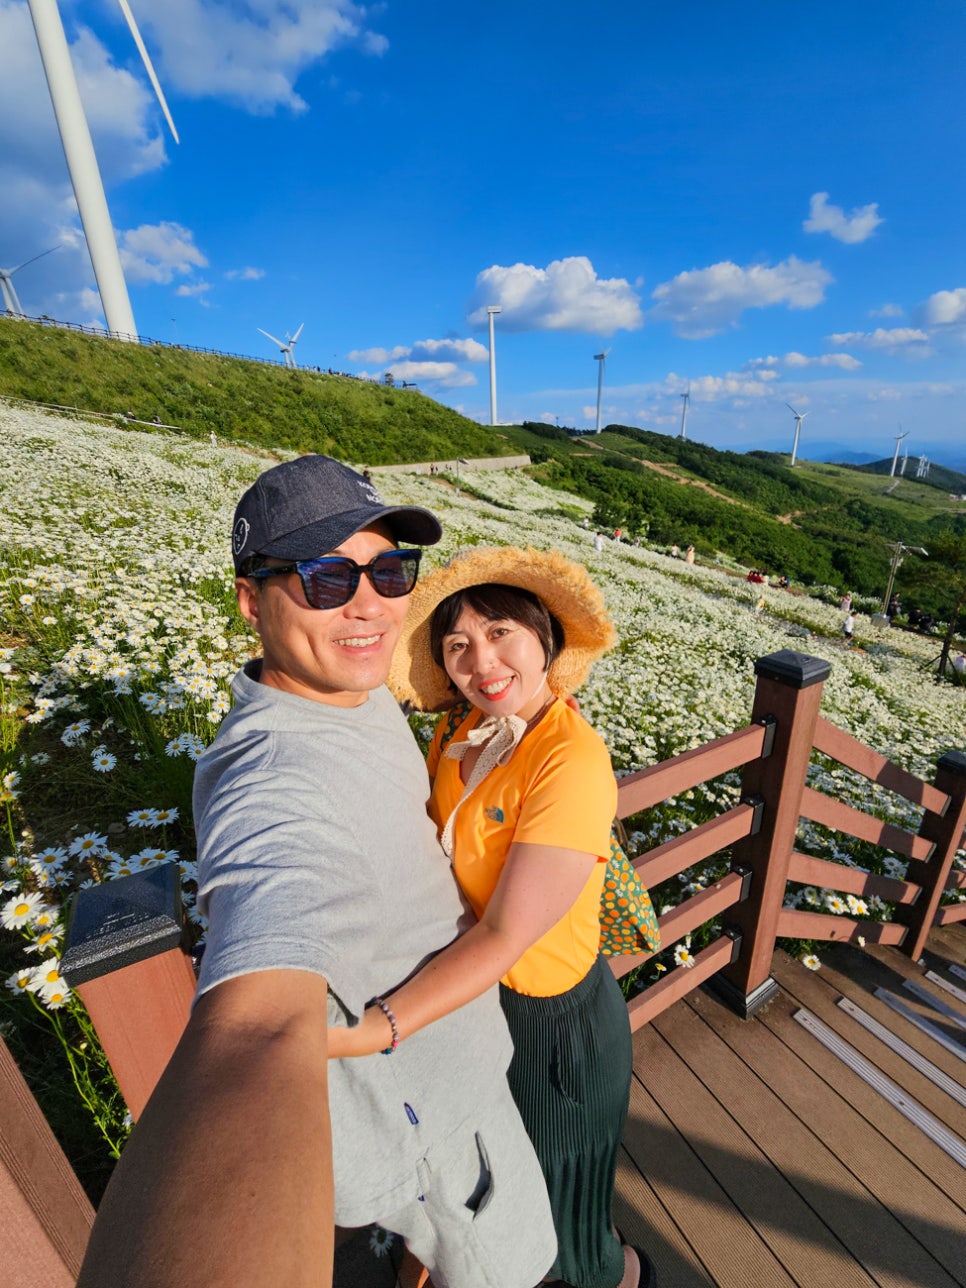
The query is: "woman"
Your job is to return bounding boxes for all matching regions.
[329,546,654,1288]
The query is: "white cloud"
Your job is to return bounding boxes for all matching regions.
[828,327,931,353]
[466,256,643,334]
[119,222,208,285]
[348,337,488,367]
[921,287,966,326]
[140,0,387,114]
[225,266,265,281]
[869,302,903,319]
[649,257,833,338]
[783,351,862,370]
[356,361,477,389]
[803,192,883,244]
[175,280,211,297]
[664,371,772,402]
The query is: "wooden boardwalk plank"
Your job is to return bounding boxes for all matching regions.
[808,942,966,1086]
[769,960,966,1202]
[767,948,966,1133]
[631,1014,850,1288]
[623,1026,797,1288]
[656,992,928,1288]
[613,1150,714,1288]
[736,974,965,1282]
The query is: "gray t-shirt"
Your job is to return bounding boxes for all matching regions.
[194,665,514,1225]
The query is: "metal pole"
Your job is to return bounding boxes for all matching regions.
[487,306,501,426]
[881,543,901,614]
[594,353,605,432]
[28,0,138,340]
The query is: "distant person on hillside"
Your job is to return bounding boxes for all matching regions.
[886,594,900,621]
[952,652,966,677]
[685,545,695,564]
[210,431,217,447]
[670,543,679,558]
[843,612,855,643]
[839,592,852,612]
[362,465,372,482]
[593,532,605,553]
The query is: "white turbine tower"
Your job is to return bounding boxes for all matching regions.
[594,349,609,433]
[679,382,691,440]
[487,305,501,426]
[0,246,60,318]
[258,323,304,368]
[28,0,179,341]
[890,428,909,477]
[786,402,809,467]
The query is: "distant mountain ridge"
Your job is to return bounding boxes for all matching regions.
[830,456,966,495]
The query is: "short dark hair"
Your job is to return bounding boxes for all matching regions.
[429,583,565,673]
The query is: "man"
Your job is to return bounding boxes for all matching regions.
[78,455,556,1288]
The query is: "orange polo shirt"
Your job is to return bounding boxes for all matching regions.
[427,699,617,997]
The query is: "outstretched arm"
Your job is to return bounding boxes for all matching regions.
[328,842,598,1057]
[78,969,333,1288]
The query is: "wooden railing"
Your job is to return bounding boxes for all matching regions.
[609,649,966,1029]
[4,649,966,1281]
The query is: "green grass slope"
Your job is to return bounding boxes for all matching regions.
[0,318,510,465]
[2,321,964,617]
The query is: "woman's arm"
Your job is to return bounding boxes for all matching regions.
[328,841,599,1057]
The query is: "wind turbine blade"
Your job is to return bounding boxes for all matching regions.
[11,244,61,275]
[258,328,285,347]
[291,323,304,343]
[115,0,179,144]
[785,403,800,415]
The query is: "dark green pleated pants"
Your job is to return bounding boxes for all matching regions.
[499,955,632,1288]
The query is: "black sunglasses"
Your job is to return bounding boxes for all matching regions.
[248,549,422,610]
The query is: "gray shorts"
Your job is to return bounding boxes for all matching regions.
[375,1088,557,1288]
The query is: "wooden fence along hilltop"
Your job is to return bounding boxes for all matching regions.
[3,649,965,1285]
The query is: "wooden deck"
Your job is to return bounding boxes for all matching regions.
[615,926,966,1288]
[335,925,966,1287]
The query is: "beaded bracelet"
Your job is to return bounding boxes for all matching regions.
[372,996,399,1055]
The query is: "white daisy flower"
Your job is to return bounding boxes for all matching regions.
[69,832,109,857]
[1,890,46,930]
[128,808,159,827]
[369,1227,395,1258]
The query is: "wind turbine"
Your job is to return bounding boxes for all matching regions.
[28,0,179,341]
[786,402,809,467]
[890,428,909,477]
[679,382,691,440]
[258,323,304,368]
[594,349,610,433]
[0,245,61,318]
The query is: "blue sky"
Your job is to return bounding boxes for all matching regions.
[3,0,966,468]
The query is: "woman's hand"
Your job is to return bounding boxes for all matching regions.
[327,1006,394,1059]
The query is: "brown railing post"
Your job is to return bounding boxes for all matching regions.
[61,864,196,1120]
[1,1036,94,1284]
[894,749,966,962]
[711,650,831,1018]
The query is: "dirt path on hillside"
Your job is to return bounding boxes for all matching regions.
[578,439,746,507]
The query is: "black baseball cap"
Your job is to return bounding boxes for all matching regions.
[231,455,442,572]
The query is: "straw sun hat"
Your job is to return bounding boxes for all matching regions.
[389,545,617,711]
